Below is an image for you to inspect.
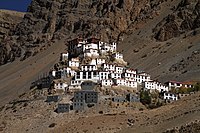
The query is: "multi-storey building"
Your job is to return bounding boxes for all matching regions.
[143,81,169,92]
[73,90,98,111]
[165,81,194,90]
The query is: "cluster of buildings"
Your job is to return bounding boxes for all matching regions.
[47,90,98,113]
[51,37,154,92]
[47,90,141,113]
[165,81,194,90]
[46,37,196,113]
[163,81,195,101]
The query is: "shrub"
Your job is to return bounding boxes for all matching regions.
[170,87,178,93]
[178,87,188,94]
[139,108,144,111]
[99,111,103,114]
[49,123,56,128]
[177,82,200,94]
[194,82,200,92]
[140,90,151,105]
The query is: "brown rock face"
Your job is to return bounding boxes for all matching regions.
[0,0,164,65]
[153,0,200,41]
[0,36,22,64]
[0,10,24,40]
[0,10,24,65]
[1,0,200,66]
[154,15,180,41]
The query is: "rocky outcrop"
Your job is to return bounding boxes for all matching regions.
[153,0,200,41]
[0,10,24,65]
[154,14,180,41]
[0,36,22,64]
[0,10,24,40]
[164,120,200,133]
[0,0,165,65]
[169,49,200,72]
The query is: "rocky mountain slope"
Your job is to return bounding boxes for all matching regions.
[0,39,65,106]
[0,10,24,64]
[0,0,200,104]
[153,0,200,41]
[118,0,200,82]
[0,10,24,40]
[1,0,200,82]
[0,0,166,65]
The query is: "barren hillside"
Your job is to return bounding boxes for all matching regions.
[0,39,66,106]
[0,0,170,65]
[0,89,199,133]
[53,92,200,133]
[117,0,200,82]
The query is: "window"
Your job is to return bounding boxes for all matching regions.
[88,74,92,79]
[77,74,80,79]
[94,71,97,76]
[83,72,87,79]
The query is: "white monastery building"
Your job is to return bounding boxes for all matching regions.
[99,42,117,54]
[115,66,124,73]
[83,42,98,52]
[110,73,122,79]
[75,71,99,82]
[71,80,83,86]
[53,80,68,91]
[143,81,169,92]
[84,49,99,58]
[113,79,137,88]
[81,65,97,71]
[89,58,106,66]
[99,71,110,80]
[52,37,173,92]
[102,63,115,72]
[165,81,194,90]
[164,92,178,101]
[61,52,69,62]
[136,72,151,84]
[112,52,123,60]
[125,69,137,74]
[68,58,80,68]
[101,79,113,86]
